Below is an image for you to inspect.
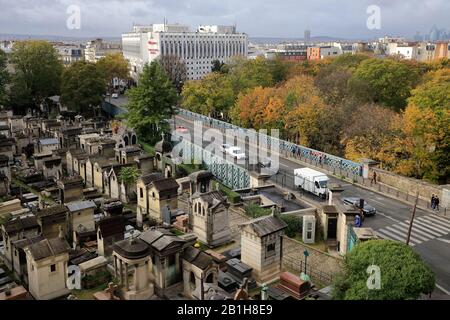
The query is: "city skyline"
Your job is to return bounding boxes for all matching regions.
[0,0,449,40]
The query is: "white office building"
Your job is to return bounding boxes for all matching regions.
[122,24,248,80]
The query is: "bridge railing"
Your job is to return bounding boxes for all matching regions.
[180,138,250,190]
[177,108,363,177]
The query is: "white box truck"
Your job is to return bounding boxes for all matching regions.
[294,168,329,199]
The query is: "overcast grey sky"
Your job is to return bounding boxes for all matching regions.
[0,0,448,39]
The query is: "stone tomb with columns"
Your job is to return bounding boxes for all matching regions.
[112,237,154,300]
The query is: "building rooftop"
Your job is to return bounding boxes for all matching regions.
[240,215,287,237]
[182,246,213,270]
[39,138,59,146]
[35,205,68,218]
[11,235,45,249]
[152,178,179,192]
[113,238,150,260]
[139,228,186,252]
[66,200,96,212]
[98,216,125,238]
[27,237,71,261]
[3,216,39,234]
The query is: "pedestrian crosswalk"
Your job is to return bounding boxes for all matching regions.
[375,214,450,246]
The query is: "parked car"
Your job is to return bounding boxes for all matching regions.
[111,93,119,99]
[258,157,279,174]
[227,146,247,160]
[258,157,272,168]
[175,126,189,134]
[342,197,377,216]
[220,144,232,153]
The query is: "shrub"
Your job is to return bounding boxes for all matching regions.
[244,204,271,218]
[279,214,303,238]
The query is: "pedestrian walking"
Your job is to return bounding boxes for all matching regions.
[431,195,436,210]
[372,171,377,184]
[435,196,440,212]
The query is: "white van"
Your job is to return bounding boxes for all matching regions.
[294,168,329,199]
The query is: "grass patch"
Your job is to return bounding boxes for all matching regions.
[0,213,12,226]
[140,141,155,156]
[213,181,241,204]
[171,228,185,236]
[71,282,110,300]
[12,178,56,205]
[244,204,271,218]
[178,163,203,175]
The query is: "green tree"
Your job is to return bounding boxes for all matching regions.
[279,214,303,238]
[330,53,371,72]
[400,69,450,183]
[10,40,62,113]
[181,72,235,118]
[211,59,226,73]
[0,49,9,106]
[119,166,140,185]
[332,240,435,300]
[126,61,177,144]
[96,53,129,88]
[227,56,275,92]
[60,61,106,117]
[349,58,420,111]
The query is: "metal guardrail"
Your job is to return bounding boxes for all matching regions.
[282,255,334,285]
[177,108,363,177]
[180,139,250,190]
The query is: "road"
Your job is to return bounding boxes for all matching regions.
[173,114,450,296]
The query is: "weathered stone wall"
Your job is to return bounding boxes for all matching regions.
[372,168,448,208]
[282,236,343,284]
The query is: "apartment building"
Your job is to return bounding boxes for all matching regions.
[122,24,248,81]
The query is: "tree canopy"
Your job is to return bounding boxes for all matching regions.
[179,54,449,184]
[96,52,129,87]
[60,61,106,117]
[332,240,435,300]
[126,61,177,144]
[349,58,421,111]
[10,40,63,113]
[0,49,9,106]
[182,72,235,118]
[400,69,450,183]
[119,166,140,185]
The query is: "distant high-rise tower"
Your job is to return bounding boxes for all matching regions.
[304,29,311,44]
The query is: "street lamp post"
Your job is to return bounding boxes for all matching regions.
[303,249,310,275]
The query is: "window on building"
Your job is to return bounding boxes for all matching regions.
[266,243,276,258]
[140,188,143,198]
[50,264,56,272]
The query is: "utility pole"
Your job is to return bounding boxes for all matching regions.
[406,192,420,246]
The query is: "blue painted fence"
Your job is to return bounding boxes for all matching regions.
[177,108,363,177]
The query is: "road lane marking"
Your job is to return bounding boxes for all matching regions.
[430,215,450,224]
[376,211,402,223]
[398,222,440,238]
[437,238,450,244]
[385,226,422,244]
[413,219,449,235]
[417,217,450,233]
[376,229,412,244]
[390,224,430,242]
[421,215,450,228]
[436,284,450,296]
